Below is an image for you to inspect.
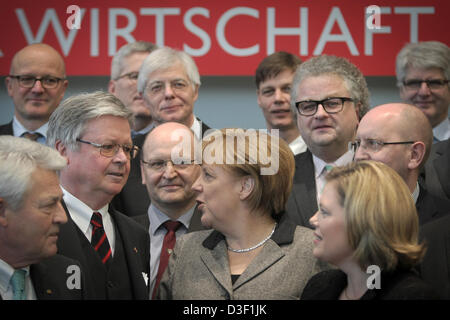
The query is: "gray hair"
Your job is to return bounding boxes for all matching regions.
[137,47,201,94]
[110,41,158,80]
[47,91,133,151]
[291,55,370,119]
[396,41,450,86]
[0,136,66,210]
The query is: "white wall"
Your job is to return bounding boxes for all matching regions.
[0,75,402,129]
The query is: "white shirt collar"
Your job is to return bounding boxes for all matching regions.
[312,150,354,179]
[432,117,450,141]
[0,258,30,299]
[412,181,420,204]
[61,186,109,235]
[191,116,202,140]
[289,134,307,155]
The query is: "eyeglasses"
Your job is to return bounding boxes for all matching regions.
[77,139,139,159]
[141,159,195,172]
[115,71,139,81]
[145,79,190,96]
[348,139,415,153]
[402,79,449,91]
[8,75,65,89]
[295,97,354,116]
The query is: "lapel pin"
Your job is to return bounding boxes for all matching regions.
[46,289,53,295]
[133,247,138,253]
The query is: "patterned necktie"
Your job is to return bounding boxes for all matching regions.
[152,220,182,299]
[90,211,112,265]
[22,132,42,141]
[10,269,27,300]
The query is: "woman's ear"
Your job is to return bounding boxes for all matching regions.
[239,176,255,201]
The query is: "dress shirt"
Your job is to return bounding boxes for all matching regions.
[191,116,203,140]
[412,181,420,204]
[12,116,47,145]
[61,186,116,256]
[432,117,450,142]
[289,134,307,155]
[0,259,36,300]
[313,150,354,204]
[148,204,195,294]
[131,122,155,138]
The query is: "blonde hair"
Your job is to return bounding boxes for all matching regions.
[201,129,295,219]
[326,160,425,271]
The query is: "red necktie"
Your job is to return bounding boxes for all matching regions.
[90,212,112,265]
[152,220,181,299]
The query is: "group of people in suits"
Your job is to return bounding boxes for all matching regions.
[0,37,449,300]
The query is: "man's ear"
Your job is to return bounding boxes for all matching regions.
[239,176,255,201]
[408,141,426,170]
[0,198,9,227]
[55,140,70,164]
[108,80,116,94]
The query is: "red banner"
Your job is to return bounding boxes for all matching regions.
[0,0,448,76]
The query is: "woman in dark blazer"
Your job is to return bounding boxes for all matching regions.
[301,161,438,300]
[157,129,325,300]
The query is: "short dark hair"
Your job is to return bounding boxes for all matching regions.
[255,51,302,89]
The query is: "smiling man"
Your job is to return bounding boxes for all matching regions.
[1,43,68,144]
[0,136,87,299]
[135,122,205,298]
[396,41,450,142]
[47,91,150,299]
[286,55,370,228]
[255,51,306,155]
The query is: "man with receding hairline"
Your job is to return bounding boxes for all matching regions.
[1,43,68,144]
[354,103,450,225]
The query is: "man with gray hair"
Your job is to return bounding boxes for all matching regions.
[287,55,369,227]
[0,136,86,299]
[108,41,158,137]
[396,41,450,142]
[47,91,150,299]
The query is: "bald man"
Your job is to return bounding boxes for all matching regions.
[133,122,206,298]
[353,103,450,225]
[1,43,68,144]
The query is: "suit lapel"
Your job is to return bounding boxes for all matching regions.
[233,240,284,290]
[289,150,318,226]
[200,240,233,296]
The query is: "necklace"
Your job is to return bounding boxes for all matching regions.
[227,223,277,253]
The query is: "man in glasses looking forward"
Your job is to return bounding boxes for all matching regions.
[286,55,370,228]
[396,41,450,142]
[1,43,68,144]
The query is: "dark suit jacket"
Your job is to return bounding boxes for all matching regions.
[0,121,13,136]
[416,184,450,225]
[301,269,438,300]
[57,201,150,299]
[424,138,450,200]
[112,120,211,217]
[133,204,207,233]
[285,149,318,228]
[419,214,450,299]
[31,254,86,300]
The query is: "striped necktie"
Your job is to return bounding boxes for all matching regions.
[90,212,112,265]
[22,132,42,141]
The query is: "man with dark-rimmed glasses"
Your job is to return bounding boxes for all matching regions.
[354,102,450,225]
[47,91,150,299]
[1,43,68,144]
[286,55,370,228]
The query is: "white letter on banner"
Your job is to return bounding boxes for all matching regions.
[267,7,308,56]
[109,8,137,56]
[184,7,211,57]
[394,7,434,43]
[16,8,85,56]
[140,8,180,47]
[314,7,359,56]
[90,8,99,56]
[216,7,259,57]
[364,7,391,56]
